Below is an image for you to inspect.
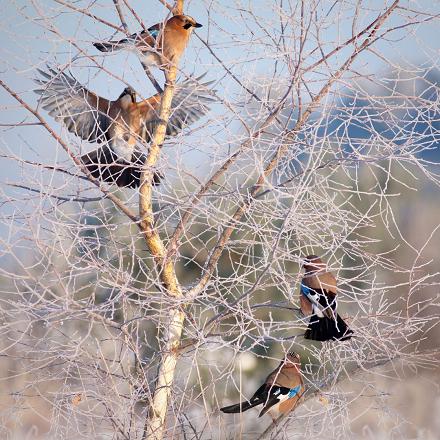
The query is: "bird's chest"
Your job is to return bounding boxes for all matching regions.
[162,30,189,59]
[300,293,313,315]
[111,135,135,161]
[110,116,138,161]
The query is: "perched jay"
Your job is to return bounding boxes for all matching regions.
[35,67,213,188]
[93,15,202,70]
[220,352,304,420]
[300,255,353,341]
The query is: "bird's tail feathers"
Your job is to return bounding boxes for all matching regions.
[93,40,129,53]
[80,147,162,188]
[220,400,260,414]
[305,313,353,342]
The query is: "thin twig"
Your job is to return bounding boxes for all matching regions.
[6,183,104,203]
[141,62,164,94]
[112,0,129,32]
[53,0,124,33]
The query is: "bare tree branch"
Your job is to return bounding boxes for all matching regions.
[187,0,401,299]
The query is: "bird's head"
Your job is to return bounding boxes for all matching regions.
[119,86,136,103]
[302,255,326,273]
[285,352,301,367]
[118,86,136,110]
[170,14,203,30]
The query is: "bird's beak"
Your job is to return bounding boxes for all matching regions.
[194,22,203,28]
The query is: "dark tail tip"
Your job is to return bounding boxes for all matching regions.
[304,314,353,342]
[220,401,253,414]
[220,404,240,414]
[80,150,163,189]
[93,42,113,52]
[126,167,163,189]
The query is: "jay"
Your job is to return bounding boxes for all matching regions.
[35,67,213,188]
[93,15,202,71]
[220,352,304,420]
[300,255,353,341]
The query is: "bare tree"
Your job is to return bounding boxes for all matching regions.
[1,1,439,439]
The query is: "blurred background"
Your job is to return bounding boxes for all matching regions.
[0,1,439,439]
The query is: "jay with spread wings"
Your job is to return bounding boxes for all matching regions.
[220,352,304,420]
[300,255,354,341]
[93,15,202,71]
[35,67,214,188]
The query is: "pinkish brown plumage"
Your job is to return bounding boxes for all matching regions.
[35,66,213,188]
[300,255,353,341]
[93,15,202,71]
[220,353,304,420]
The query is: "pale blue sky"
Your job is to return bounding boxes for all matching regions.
[1,0,438,154]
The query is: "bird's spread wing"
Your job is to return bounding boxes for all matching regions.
[139,74,215,142]
[259,385,301,417]
[35,67,112,143]
[301,284,337,319]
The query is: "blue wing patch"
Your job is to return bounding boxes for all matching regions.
[301,283,311,296]
[147,27,160,39]
[288,385,301,398]
[301,283,325,317]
